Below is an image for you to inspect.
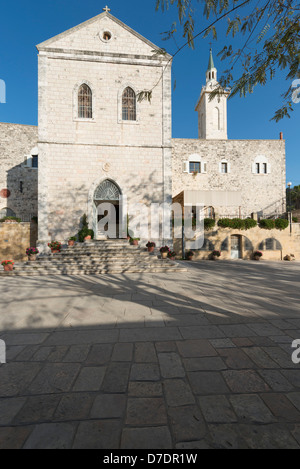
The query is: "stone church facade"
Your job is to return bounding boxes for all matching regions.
[0,10,286,249]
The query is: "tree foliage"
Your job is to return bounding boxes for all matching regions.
[155,0,300,120]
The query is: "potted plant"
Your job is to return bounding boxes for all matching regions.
[68,236,76,247]
[1,260,14,271]
[211,250,221,260]
[253,250,263,261]
[186,250,194,260]
[160,246,170,259]
[78,214,94,243]
[168,250,176,260]
[146,241,156,253]
[48,241,62,254]
[130,237,140,246]
[26,247,39,261]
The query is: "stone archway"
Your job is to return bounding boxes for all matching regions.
[93,179,122,239]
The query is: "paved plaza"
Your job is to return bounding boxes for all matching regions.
[0,260,300,449]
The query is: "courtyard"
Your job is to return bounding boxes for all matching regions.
[0,259,300,449]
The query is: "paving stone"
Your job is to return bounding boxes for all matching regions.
[208,423,248,449]
[261,393,300,422]
[16,345,40,361]
[63,345,90,362]
[130,363,160,381]
[222,370,270,393]
[218,325,257,338]
[158,353,185,378]
[229,394,275,423]
[287,393,300,411]
[54,393,94,420]
[73,367,106,392]
[23,422,76,449]
[188,371,229,395]
[263,347,295,368]
[238,423,299,449]
[101,363,131,393]
[119,327,182,343]
[126,398,167,425]
[2,333,49,346]
[291,425,300,445]
[198,395,237,423]
[270,335,294,344]
[163,379,195,407]
[26,363,80,394]
[31,347,54,361]
[46,346,69,362]
[175,440,213,449]
[0,362,41,397]
[176,340,217,358]
[231,338,253,347]
[247,323,283,337]
[13,394,61,424]
[112,343,133,362]
[179,325,225,339]
[85,344,113,365]
[0,397,27,425]
[164,314,210,327]
[90,394,127,419]
[281,370,300,388]
[258,370,294,392]
[155,341,177,352]
[248,336,275,346]
[128,382,163,397]
[167,406,206,443]
[242,347,279,368]
[134,342,157,362]
[44,329,118,346]
[209,338,236,349]
[121,427,172,449]
[183,357,227,372]
[0,426,34,449]
[217,348,255,369]
[6,345,26,361]
[73,420,122,449]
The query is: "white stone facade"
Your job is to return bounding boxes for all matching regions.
[36,11,172,245]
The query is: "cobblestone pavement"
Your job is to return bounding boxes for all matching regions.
[0,260,300,449]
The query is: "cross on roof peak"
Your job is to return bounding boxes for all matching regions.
[103,5,111,13]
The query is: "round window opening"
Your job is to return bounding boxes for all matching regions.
[103,31,112,41]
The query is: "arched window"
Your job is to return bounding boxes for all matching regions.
[78,84,92,119]
[122,87,136,121]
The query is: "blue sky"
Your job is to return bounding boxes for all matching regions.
[0,0,299,186]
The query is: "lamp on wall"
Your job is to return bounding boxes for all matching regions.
[287,182,292,234]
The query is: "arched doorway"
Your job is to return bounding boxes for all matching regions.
[231,235,242,259]
[93,179,122,238]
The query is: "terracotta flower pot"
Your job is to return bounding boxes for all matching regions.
[68,240,75,246]
[131,240,138,246]
[212,255,219,261]
[28,254,37,261]
[161,252,168,259]
[3,264,13,271]
[187,256,193,261]
[254,256,260,261]
[84,235,92,242]
[51,249,59,254]
[147,246,155,253]
[169,256,175,261]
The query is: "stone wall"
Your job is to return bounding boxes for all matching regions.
[0,222,38,262]
[0,123,38,221]
[172,138,286,219]
[174,224,300,261]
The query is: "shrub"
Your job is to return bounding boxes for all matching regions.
[259,219,275,230]
[204,218,216,230]
[168,251,176,258]
[78,214,94,242]
[292,217,298,223]
[69,236,77,241]
[186,250,194,259]
[212,250,221,257]
[48,241,62,251]
[275,218,289,230]
[254,251,263,257]
[218,218,256,230]
[244,218,257,230]
[0,216,21,223]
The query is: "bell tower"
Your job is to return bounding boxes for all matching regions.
[195,48,230,140]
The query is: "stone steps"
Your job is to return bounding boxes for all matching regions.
[1,241,187,276]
